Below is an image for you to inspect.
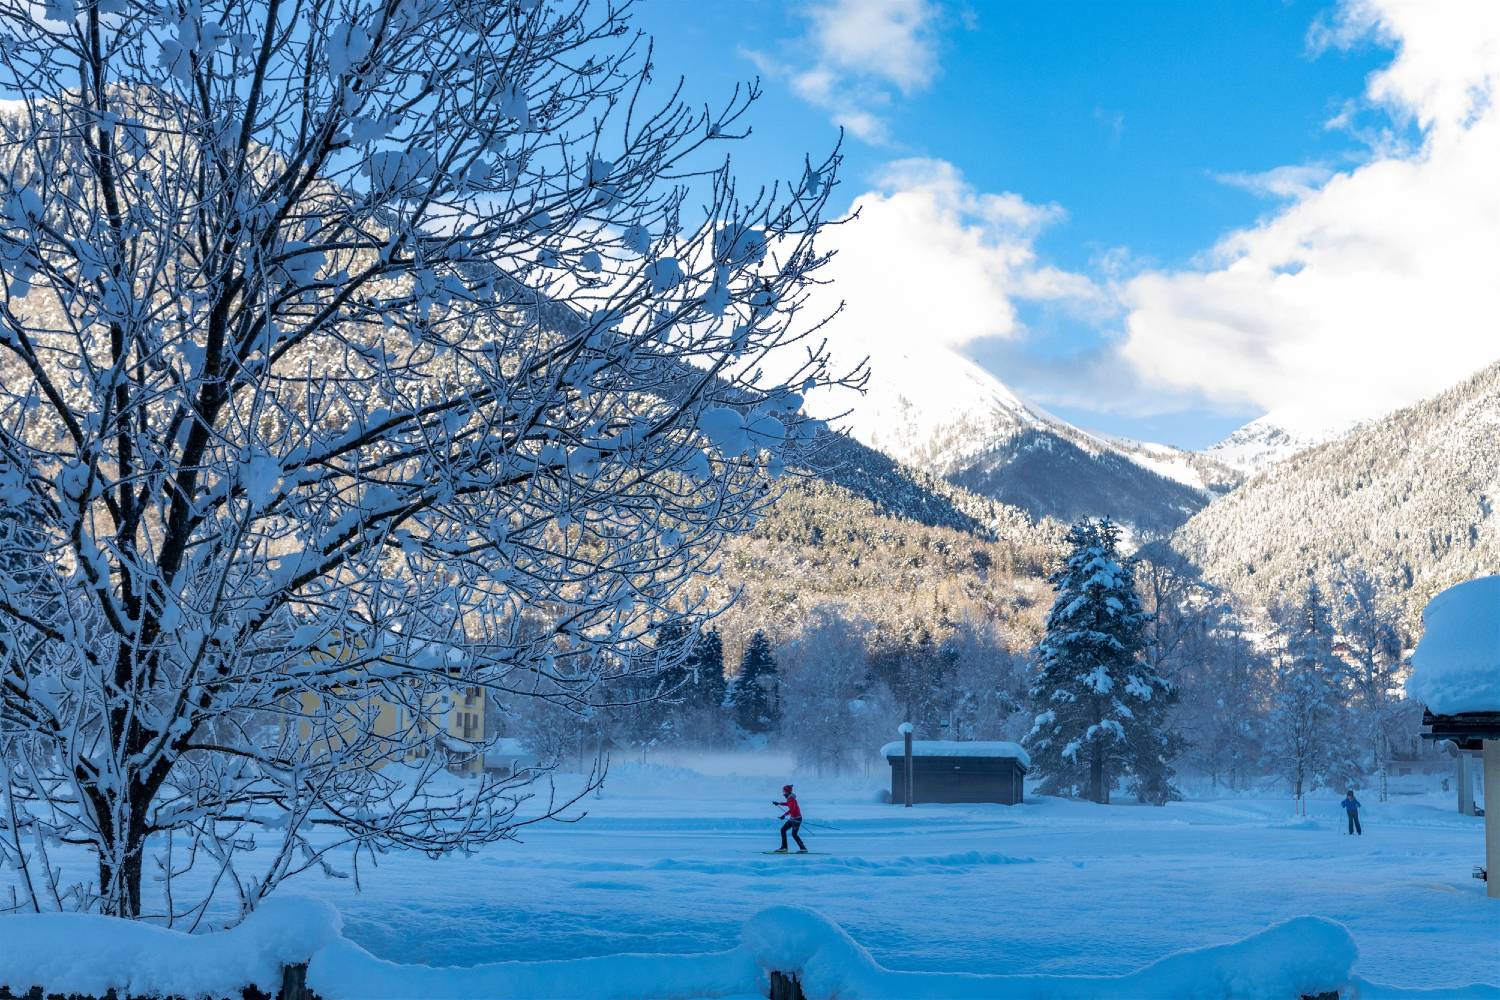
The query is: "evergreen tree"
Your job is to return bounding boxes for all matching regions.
[731,629,780,733]
[1174,606,1270,791]
[641,623,729,744]
[1024,519,1175,804]
[651,620,694,700]
[690,629,728,713]
[870,624,957,735]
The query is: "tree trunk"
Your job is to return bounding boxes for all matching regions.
[98,846,144,917]
[93,787,149,917]
[1090,747,1106,804]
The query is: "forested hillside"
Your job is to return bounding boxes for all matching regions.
[714,468,1059,668]
[1172,360,1500,625]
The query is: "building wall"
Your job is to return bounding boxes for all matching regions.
[293,637,486,777]
[886,756,1025,805]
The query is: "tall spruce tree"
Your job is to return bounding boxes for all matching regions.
[1024,519,1175,804]
[691,629,728,714]
[731,629,780,733]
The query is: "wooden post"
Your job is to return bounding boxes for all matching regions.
[279,962,313,1000]
[769,970,806,1000]
[1458,753,1474,816]
[1485,740,1500,900]
[901,723,914,808]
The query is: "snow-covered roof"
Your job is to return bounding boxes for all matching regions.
[879,740,1030,767]
[482,738,530,763]
[1407,576,1500,715]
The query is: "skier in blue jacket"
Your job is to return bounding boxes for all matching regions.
[1341,790,1362,835]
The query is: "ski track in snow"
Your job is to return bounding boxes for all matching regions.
[3,762,1495,991]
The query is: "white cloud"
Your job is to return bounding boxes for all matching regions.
[818,159,1100,356]
[1214,164,1337,200]
[750,0,945,144]
[1117,0,1500,429]
[785,158,1106,451]
[806,0,939,94]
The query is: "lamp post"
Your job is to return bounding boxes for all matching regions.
[899,722,914,808]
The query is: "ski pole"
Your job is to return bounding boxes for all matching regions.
[802,821,840,831]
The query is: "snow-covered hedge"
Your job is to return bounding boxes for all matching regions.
[0,898,1376,1000]
[877,739,1031,765]
[0,897,339,998]
[1408,575,1500,714]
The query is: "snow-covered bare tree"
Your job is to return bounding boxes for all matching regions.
[0,0,852,919]
[1024,519,1175,804]
[1333,568,1414,798]
[777,606,869,774]
[1263,583,1353,811]
[948,617,1025,741]
[1171,603,1269,790]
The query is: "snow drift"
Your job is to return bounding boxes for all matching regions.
[0,896,340,998]
[0,898,1376,1000]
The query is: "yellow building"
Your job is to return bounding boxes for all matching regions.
[294,633,486,777]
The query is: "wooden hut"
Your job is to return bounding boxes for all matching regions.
[1408,577,1500,898]
[880,740,1028,805]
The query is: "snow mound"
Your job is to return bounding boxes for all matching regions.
[0,896,341,999]
[878,739,1030,766]
[308,905,1354,1000]
[1408,575,1500,714]
[740,906,1355,1000]
[0,899,1362,1000]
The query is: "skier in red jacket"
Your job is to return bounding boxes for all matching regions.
[772,784,807,853]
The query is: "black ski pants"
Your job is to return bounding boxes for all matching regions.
[780,819,805,850]
[1347,812,1362,835]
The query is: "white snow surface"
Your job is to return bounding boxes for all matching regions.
[0,896,340,998]
[1408,575,1500,714]
[833,345,1040,469]
[878,739,1030,765]
[1,756,1496,997]
[1106,438,1217,492]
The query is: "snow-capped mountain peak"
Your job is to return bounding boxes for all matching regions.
[1204,411,1361,475]
[823,342,1239,537]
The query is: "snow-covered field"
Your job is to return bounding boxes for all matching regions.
[4,752,1497,996]
[279,753,1494,992]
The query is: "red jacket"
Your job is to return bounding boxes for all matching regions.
[778,793,801,820]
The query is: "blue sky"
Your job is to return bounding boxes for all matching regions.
[628,0,1498,450]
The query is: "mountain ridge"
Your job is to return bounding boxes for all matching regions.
[1170,359,1500,623]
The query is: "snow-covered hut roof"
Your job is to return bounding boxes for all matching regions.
[482,738,530,764]
[1408,576,1500,715]
[879,740,1030,767]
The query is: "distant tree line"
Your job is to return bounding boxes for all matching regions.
[506,506,1424,806]
[1026,520,1421,806]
